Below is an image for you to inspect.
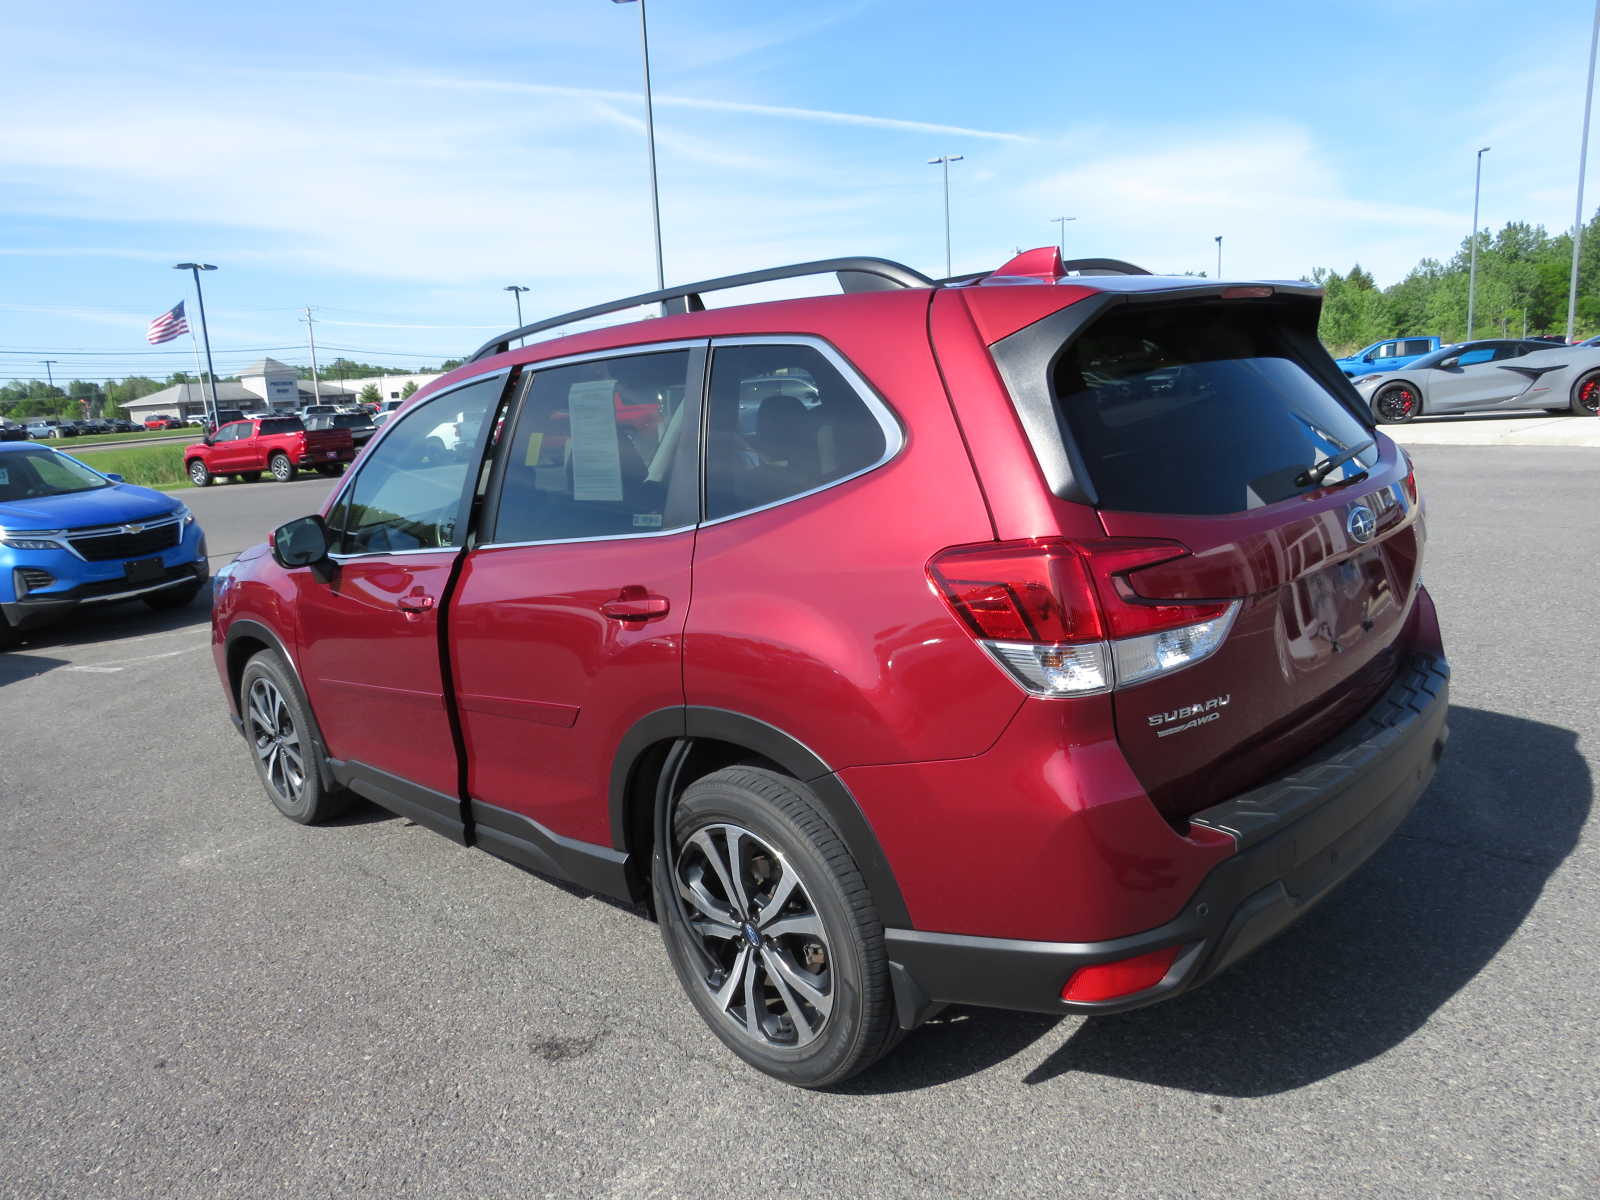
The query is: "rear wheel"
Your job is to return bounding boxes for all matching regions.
[187,459,212,487]
[1373,382,1421,424]
[314,462,345,477]
[654,766,899,1088]
[1571,369,1600,415]
[269,452,296,482]
[239,650,351,824]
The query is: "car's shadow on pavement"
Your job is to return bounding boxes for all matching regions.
[840,705,1588,1097]
[0,582,214,684]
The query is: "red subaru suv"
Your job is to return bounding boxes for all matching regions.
[211,249,1448,1087]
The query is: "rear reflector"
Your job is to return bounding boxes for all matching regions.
[1061,944,1184,1004]
[928,538,1238,697]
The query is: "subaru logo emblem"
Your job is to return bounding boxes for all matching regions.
[1346,505,1376,544]
[122,523,145,535]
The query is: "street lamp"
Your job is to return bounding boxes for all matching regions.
[504,285,530,328]
[173,262,221,427]
[928,154,965,277]
[613,0,665,294]
[1568,0,1600,343]
[1215,235,1223,279]
[1051,216,1076,257]
[1467,147,1490,339]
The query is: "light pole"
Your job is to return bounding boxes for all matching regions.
[1214,235,1223,279]
[1467,147,1490,339]
[1568,0,1600,343]
[1051,216,1076,257]
[928,154,964,277]
[613,0,665,293]
[173,263,220,427]
[504,284,530,335]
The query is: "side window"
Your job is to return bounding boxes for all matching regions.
[333,375,504,555]
[704,343,888,521]
[213,423,245,442]
[1402,339,1432,355]
[1455,347,1496,366]
[489,350,690,543]
[1372,342,1399,359]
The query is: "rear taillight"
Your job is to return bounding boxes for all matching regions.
[1400,450,1418,504]
[928,538,1239,697]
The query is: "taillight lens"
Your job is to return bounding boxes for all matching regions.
[1400,450,1418,504]
[928,538,1239,697]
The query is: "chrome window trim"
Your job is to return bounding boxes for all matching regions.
[696,333,904,529]
[324,369,512,561]
[476,340,707,549]
[472,333,904,549]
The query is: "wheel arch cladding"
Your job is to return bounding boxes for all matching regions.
[609,707,912,927]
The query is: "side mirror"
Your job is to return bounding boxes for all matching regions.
[1438,356,1460,369]
[271,514,331,569]
[105,472,125,483]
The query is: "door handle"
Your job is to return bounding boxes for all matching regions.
[398,589,436,614]
[600,586,670,622]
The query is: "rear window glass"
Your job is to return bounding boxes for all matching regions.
[259,417,302,435]
[1050,304,1376,515]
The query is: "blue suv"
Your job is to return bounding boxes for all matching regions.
[0,443,208,649]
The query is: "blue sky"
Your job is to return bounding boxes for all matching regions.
[2,0,1596,384]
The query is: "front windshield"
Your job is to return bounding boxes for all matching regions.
[0,448,111,501]
[1403,343,1475,370]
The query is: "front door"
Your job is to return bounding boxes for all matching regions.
[292,372,509,839]
[449,345,702,869]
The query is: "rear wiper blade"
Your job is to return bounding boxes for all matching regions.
[1296,439,1375,489]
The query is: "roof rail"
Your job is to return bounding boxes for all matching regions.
[467,256,934,362]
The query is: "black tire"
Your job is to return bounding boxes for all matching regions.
[187,458,212,487]
[1571,369,1600,415]
[269,452,296,482]
[1372,381,1421,424]
[654,766,898,1088]
[0,613,20,652]
[237,471,262,483]
[314,462,345,477]
[143,580,202,611]
[238,649,352,824]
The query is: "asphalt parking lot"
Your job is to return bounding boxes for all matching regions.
[1,449,1595,1199]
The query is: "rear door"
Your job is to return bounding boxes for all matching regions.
[448,344,702,855]
[992,292,1424,821]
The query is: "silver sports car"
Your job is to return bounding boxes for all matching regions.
[1349,338,1600,423]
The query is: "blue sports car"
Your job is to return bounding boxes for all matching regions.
[0,442,208,649]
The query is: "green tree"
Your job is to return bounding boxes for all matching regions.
[359,383,381,404]
[399,380,419,399]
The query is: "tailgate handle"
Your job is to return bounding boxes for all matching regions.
[600,586,670,622]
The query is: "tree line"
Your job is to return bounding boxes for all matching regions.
[1311,210,1600,353]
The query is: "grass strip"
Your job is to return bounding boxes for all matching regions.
[70,443,192,491]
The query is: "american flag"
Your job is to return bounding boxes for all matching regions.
[146,301,189,345]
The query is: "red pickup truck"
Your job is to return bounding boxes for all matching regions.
[184,416,355,487]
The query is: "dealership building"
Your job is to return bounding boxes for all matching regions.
[119,358,442,423]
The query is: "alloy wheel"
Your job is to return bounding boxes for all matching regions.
[675,822,834,1049]
[247,676,305,804]
[1580,376,1600,414]
[1376,386,1416,422]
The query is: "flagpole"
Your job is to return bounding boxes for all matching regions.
[187,325,208,424]
[174,263,222,429]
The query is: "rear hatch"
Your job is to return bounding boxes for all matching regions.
[985,288,1423,823]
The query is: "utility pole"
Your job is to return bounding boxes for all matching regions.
[928,154,965,277]
[302,307,322,408]
[1569,0,1600,342]
[41,360,57,390]
[1051,216,1076,257]
[1468,147,1490,339]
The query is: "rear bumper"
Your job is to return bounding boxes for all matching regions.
[884,652,1450,1024]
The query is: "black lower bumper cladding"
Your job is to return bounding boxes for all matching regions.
[885,653,1450,1026]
